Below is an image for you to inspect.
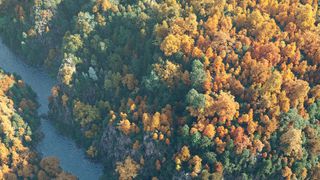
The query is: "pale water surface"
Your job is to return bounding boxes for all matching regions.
[0,39,103,180]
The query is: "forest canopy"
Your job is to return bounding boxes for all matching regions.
[1,0,320,179]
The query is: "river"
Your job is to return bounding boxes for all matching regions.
[0,39,103,179]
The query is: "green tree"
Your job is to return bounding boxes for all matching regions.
[63,33,83,53]
[186,89,206,110]
[191,59,207,91]
[75,12,97,36]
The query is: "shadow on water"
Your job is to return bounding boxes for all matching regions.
[0,38,103,180]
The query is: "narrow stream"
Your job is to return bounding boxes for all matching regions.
[0,39,103,180]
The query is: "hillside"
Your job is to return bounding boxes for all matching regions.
[1,0,320,179]
[0,69,75,179]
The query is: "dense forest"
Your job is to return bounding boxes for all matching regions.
[1,0,320,179]
[0,69,75,179]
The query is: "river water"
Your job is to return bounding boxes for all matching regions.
[0,39,103,179]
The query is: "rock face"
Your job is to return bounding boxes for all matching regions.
[142,135,163,159]
[100,125,134,164]
[99,125,167,178]
[49,97,72,125]
[48,85,73,126]
[172,171,192,180]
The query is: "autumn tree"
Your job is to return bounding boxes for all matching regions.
[211,91,239,122]
[280,128,304,160]
[75,12,97,36]
[63,33,83,53]
[116,156,140,180]
[160,34,181,56]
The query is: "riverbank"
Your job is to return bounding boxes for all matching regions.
[0,38,103,180]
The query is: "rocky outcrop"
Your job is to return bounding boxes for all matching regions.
[48,85,73,126]
[99,125,168,178]
[100,125,134,164]
[49,97,73,125]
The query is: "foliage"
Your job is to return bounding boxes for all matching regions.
[1,0,320,179]
[116,156,140,180]
[0,69,75,179]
